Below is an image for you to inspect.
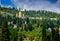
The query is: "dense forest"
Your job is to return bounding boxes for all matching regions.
[0,6,60,18]
[0,6,60,41]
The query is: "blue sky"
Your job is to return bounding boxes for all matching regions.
[0,0,60,12]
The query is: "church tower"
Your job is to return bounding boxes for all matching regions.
[16,8,24,18]
[18,8,23,18]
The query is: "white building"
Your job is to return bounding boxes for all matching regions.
[59,28,60,34]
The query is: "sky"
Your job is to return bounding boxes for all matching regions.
[0,0,60,13]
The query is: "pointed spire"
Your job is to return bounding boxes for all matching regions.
[19,8,21,11]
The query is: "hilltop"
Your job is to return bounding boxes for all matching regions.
[0,6,60,18]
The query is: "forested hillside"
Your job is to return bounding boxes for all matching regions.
[0,6,60,18]
[0,6,18,14]
[0,6,60,41]
[23,10,60,18]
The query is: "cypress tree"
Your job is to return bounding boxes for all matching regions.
[0,27,2,41]
[41,21,46,41]
[0,14,2,41]
[51,27,55,41]
[51,21,55,41]
[55,28,59,41]
[2,15,10,41]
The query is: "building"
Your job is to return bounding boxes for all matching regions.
[59,28,60,34]
[16,10,24,18]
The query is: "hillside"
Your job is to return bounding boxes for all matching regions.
[0,6,60,41]
[0,6,18,14]
[0,6,60,18]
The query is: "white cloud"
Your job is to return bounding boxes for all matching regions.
[7,0,60,13]
[1,4,13,8]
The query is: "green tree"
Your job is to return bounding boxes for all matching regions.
[41,20,46,41]
[2,16,10,41]
[50,21,55,41]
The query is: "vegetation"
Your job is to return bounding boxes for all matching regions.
[0,6,60,41]
[2,13,10,41]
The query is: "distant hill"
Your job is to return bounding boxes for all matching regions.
[0,6,60,18]
[0,6,19,14]
[23,10,60,18]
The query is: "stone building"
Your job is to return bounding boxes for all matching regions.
[16,10,24,18]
